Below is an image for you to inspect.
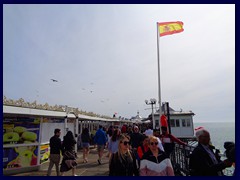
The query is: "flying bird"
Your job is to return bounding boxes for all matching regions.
[50,79,58,82]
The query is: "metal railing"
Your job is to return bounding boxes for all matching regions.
[170,143,234,176]
[170,144,195,176]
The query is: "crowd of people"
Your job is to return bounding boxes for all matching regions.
[47,123,235,176]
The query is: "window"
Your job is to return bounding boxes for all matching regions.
[182,119,186,127]
[175,119,180,127]
[170,119,175,127]
[186,119,191,127]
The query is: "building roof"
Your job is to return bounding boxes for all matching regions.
[3,105,69,117]
[147,105,195,119]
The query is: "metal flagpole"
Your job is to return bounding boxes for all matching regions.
[156,22,162,128]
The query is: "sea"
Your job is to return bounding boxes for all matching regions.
[193,122,235,154]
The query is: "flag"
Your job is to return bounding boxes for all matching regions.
[158,21,184,37]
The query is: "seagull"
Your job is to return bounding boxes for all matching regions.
[50,79,58,82]
[90,91,93,93]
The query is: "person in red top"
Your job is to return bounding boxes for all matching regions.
[159,126,187,157]
[137,135,149,160]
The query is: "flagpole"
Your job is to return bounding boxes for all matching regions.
[156,22,162,129]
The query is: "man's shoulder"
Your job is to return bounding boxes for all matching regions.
[50,135,55,140]
[96,129,104,135]
[95,129,100,133]
[192,144,205,154]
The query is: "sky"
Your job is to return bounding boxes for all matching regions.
[3,4,235,123]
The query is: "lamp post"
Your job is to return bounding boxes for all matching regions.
[145,98,157,129]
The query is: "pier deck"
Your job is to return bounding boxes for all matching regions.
[10,147,110,176]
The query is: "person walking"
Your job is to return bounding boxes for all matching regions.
[144,125,153,136]
[108,128,121,160]
[130,126,144,151]
[109,134,139,176]
[94,125,108,165]
[106,125,114,157]
[81,127,91,163]
[60,131,77,176]
[47,128,62,176]
[189,128,232,176]
[130,125,144,165]
[139,135,174,176]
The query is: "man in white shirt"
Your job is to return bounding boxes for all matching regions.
[144,125,153,136]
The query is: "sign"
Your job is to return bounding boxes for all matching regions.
[3,117,40,145]
[3,146,38,169]
[40,144,50,164]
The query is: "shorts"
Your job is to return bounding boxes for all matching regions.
[82,142,90,148]
[97,145,105,151]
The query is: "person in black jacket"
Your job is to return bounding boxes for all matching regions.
[60,131,77,176]
[130,126,144,150]
[189,128,232,176]
[139,135,174,176]
[109,134,139,176]
[47,128,62,176]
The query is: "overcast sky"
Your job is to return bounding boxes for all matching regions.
[3,4,235,123]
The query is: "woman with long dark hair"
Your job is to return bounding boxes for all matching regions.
[81,127,91,163]
[108,128,121,160]
[60,131,77,176]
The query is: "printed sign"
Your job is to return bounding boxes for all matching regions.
[40,144,50,164]
[3,117,40,145]
[3,146,38,169]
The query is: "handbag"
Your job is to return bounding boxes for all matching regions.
[63,150,76,159]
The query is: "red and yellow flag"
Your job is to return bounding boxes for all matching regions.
[158,21,184,37]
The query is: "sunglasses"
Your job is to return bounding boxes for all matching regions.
[121,141,130,145]
[150,142,158,146]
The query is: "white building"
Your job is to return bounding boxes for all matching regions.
[151,106,195,138]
